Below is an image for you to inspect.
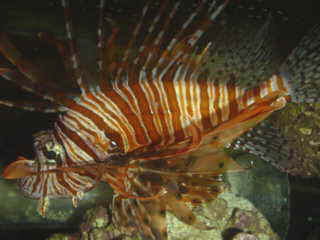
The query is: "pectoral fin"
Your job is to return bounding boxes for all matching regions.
[165,193,215,230]
[188,148,245,174]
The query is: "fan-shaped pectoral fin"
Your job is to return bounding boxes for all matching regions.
[111,196,168,239]
[187,148,245,174]
[165,192,215,230]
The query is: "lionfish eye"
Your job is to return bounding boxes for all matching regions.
[110,141,118,148]
[43,141,63,164]
[43,149,58,160]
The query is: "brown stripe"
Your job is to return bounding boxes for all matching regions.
[127,69,161,143]
[64,172,88,189]
[86,91,138,151]
[227,81,238,119]
[163,65,185,141]
[104,78,150,147]
[267,77,273,95]
[56,118,99,163]
[56,172,77,196]
[198,72,212,130]
[252,85,261,103]
[42,175,48,197]
[242,87,251,108]
[213,80,222,125]
[51,175,65,196]
[57,123,89,165]
[71,94,123,151]
[147,73,170,144]
[32,173,42,197]
[277,75,287,92]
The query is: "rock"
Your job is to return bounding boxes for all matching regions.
[46,233,78,240]
[232,232,258,240]
[167,191,281,240]
[299,128,312,135]
[268,102,320,177]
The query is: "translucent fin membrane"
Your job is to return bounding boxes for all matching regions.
[281,25,320,103]
[61,0,86,95]
[102,0,229,80]
[0,98,63,113]
[231,119,301,173]
[0,34,67,102]
[0,33,75,112]
[204,1,284,88]
[111,197,168,239]
[97,0,106,73]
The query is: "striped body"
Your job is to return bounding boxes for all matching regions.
[19,64,290,201]
[59,71,289,154]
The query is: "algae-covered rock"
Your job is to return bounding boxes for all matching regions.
[270,102,320,177]
[81,206,109,230]
[47,192,283,240]
[232,101,320,178]
[46,233,77,240]
[167,191,281,240]
[232,232,259,240]
[53,205,135,240]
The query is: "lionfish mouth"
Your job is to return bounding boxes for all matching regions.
[2,156,94,179]
[2,156,36,179]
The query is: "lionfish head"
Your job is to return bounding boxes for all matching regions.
[3,130,64,179]
[2,130,96,216]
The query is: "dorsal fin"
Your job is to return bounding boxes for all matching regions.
[102,0,229,84]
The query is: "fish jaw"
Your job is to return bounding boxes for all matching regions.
[2,157,36,179]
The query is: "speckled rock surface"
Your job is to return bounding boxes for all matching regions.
[166,191,280,240]
[46,233,78,240]
[270,102,320,177]
[232,232,259,240]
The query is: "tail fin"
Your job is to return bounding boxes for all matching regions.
[281,25,320,103]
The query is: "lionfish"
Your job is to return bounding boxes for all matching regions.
[1,0,319,239]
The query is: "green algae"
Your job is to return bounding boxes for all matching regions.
[270,102,320,177]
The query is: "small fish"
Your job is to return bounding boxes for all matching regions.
[0,0,319,239]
